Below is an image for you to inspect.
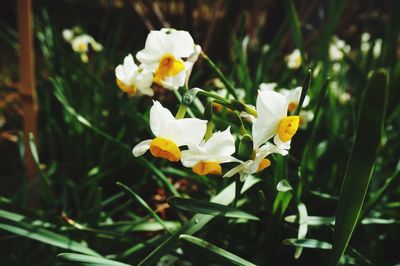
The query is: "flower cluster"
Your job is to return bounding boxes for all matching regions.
[62,28,103,63]
[128,29,308,181]
[115,29,201,96]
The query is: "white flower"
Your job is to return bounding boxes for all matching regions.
[259,82,278,92]
[224,142,287,181]
[373,39,382,58]
[329,36,350,61]
[286,49,302,70]
[299,110,314,129]
[279,87,310,113]
[361,32,370,43]
[115,54,154,96]
[252,90,300,150]
[136,28,196,90]
[181,127,236,175]
[71,34,102,54]
[62,29,74,42]
[132,101,207,162]
[71,35,92,53]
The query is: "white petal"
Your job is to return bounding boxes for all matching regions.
[252,90,288,148]
[115,65,127,84]
[202,127,235,159]
[149,101,175,137]
[132,139,151,157]
[170,118,207,146]
[223,164,244,178]
[273,135,291,153]
[170,30,195,58]
[259,82,277,91]
[135,69,154,96]
[158,66,187,90]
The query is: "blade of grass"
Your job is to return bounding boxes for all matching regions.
[57,253,130,266]
[332,70,388,265]
[168,197,259,221]
[179,234,256,266]
[0,209,99,256]
[283,238,332,250]
[283,0,305,65]
[137,175,260,266]
[116,182,172,233]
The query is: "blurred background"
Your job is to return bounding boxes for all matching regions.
[0,0,399,265]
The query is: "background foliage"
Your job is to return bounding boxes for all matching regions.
[0,0,399,265]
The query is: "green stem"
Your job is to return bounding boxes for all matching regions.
[175,104,187,119]
[201,52,238,99]
[205,122,213,141]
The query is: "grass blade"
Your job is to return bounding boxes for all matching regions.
[283,238,332,250]
[57,253,130,266]
[179,234,256,266]
[116,182,172,233]
[0,209,99,256]
[137,176,260,266]
[283,0,305,63]
[332,70,388,265]
[168,197,259,220]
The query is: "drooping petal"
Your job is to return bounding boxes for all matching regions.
[132,139,152,157]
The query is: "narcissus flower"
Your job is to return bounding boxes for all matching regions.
[279,87,310,113]
[224,142,288,181]
[132,101,207,162]
[115,54,154,96]
[252,90,300,150]
[181,127,236,176]
[137,28,196,90]
[286,49,302,70]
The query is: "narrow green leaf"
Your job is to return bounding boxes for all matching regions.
[179,234,256,266]
[168,197,259,221]
[0,209,99,256]
[332,70,388,265]
[138,176,260,266]
[283,0,305,64]
[283,238,332,250]
[57,253,130,266]
[116,182,172,233]
[294,69,312,116]
[294,203,308,259]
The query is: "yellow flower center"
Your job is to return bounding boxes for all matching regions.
[278,116,300,142]
[149,137,181,162]
[116,79,137,95]
[257,158,271,172]
[288,101,298,113]
[192,161,221,176]
[77,42,87,53]
[154,53,185,85]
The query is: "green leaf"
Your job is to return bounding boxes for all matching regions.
[332,70,388,265]
[57,253,130,266]
[168,197,259,221]
[137,176,260,266]
[116,182,172,233]
[283,238,332,250]
[179,234,256,266]
[283,0,305,64]
[294,69,312,116]
[294,203,308,259]
[0,209,99,256]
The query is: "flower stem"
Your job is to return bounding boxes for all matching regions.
[200,51,239,100]
[175,104,187,119]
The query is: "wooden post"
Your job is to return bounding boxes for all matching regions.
[18,0,38,195]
